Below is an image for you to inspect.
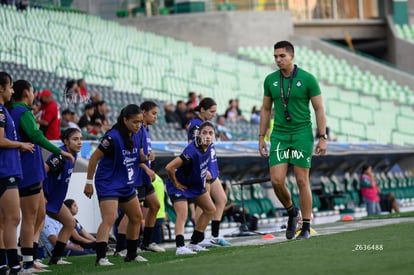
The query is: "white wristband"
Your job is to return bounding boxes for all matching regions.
[86,179,93,185]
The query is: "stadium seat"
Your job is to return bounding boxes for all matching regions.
[251,184,276,217]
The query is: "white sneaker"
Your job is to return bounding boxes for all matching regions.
[198,239,214,248]
[21,266,52,273]
[113,249,127,257]
[96,258,114,266]
[34,259,49,268]
[56,259,72,265]
[142,243,165,252]
[176,246,197,255]
[125,255,148,262]
[187,243,209,252]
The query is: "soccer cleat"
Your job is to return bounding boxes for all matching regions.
[198,239,214,248]
[210,237,231,246]
[56,258,72,265]
[296,230,310,240]
[48,257,71,265]
[176,246,197,255]
[34,259,49,268]
[96,257,114,266]
[187,243,209,252]
[113,249,127,257]
[141,243,166,252]
[124,255,148,262]
[286,214,300,240]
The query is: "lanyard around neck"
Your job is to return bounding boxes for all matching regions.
[279,67,296,110]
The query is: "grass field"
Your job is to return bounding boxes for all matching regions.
[45,218,414,275]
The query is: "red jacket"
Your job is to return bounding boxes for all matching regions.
[40,101,61,140]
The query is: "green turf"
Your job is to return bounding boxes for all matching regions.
[45,221,414,275]
[360,211,414,220]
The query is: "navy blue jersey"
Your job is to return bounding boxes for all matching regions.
[166,141,212,199]
[0,104,22,180]
[94,129,140,197]
[135,125,151,187]
[43,146,77,214]
[10,105,46,188]
[74,219,83,235]
[186,116,219,179]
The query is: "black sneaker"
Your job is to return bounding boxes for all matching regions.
[296,229,310,240]
[286,214,300,239]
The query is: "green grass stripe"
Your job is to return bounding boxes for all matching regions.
[44,221,414,275]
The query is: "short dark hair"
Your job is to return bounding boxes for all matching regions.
[274,40,294,54]
[84,103,94,110]
[62,108,74,116]
[361,164,371,173]
[64,199,75,209]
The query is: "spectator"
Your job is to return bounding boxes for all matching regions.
[63,199,96,250]
[174,100,188,129]
[216,115,232,141]
[187,91,198,109]
[164,102,182,125]
[224,99,243,121]
[40,215,94,258]
[61,109,80,130]
[250,106,261,124]
[37,89,61,140]
[89,90,101,103]
[360,165,400,215]
[64,79,80,105]
[77,103,95,131]
[91,101,109,131]
[76,79,88,101]
[87,119,104,139]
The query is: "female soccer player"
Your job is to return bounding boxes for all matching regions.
[43,128,83,265]
[9,79,74,272]
[187,97,230,246]
[166,121,217,255]
[83,104,147,266]
[0,72,35,275]
[114,101,165,255]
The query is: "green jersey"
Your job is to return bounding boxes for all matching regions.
[263,66,321,134]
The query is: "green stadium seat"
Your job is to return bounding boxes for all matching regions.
[251,184,275,217]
